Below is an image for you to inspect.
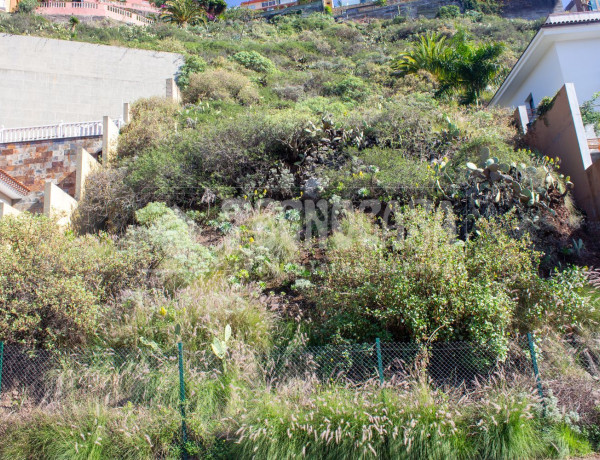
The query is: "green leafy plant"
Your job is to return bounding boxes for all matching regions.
[536,95,555,119]
[16,0,39,14]
[581,92,600,131]
[176,54,207,88]
[324,75,370,102]
[437,5,460,18]
[123,202,213,291]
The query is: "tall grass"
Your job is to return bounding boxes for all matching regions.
[1,373,592,460]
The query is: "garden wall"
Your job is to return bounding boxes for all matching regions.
[0,136,102,208]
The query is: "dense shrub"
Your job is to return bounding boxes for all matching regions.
[117,97,179,160]
[0,214,147,348]
[123,202,213,291]
[72,167,139,234]
[176,54,207,88]
[437,5,460,18]
[16,0,39,14]
[183,69,259,105]
[105,276,273,353]
[215,210,300,285]
[323,75,370,102]
[230,50,275,73]
[306,209,591,356]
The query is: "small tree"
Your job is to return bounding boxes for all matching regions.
[16,0,39,14]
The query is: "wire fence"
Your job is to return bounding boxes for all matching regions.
[1,333,599,414]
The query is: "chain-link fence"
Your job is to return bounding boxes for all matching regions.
[1,333,599,413]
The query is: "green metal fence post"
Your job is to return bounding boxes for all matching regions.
[376,338,384,385]
[177,342,188,460]
[527,332,545,406]
[0,341,4,398]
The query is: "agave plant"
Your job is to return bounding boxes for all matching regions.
[160,0,206,27]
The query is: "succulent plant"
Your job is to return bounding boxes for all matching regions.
[211,324,231,361]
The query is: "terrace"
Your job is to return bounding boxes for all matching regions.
[36,0,158,25]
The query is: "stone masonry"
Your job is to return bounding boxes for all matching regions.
[0,136,102,212]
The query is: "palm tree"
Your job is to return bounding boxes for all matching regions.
[451,39,504,105]
[160,0,206,27]
[391,32,453,79]
[391,31,504,105]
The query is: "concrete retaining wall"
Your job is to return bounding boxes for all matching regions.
[334,0,560,20]
[523,83,600,219]
[0,34,183,128]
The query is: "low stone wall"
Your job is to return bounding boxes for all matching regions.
[0,136,102,202]
[336,0,460,20]
[334,0,560,20]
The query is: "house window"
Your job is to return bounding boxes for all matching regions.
[525,93,535,119]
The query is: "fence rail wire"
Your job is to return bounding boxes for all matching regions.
[1,334,599,413]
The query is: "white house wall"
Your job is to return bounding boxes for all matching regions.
[500,45,564,109]
[556,40,600,105]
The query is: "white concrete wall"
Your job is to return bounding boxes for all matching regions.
[0,201,20,218]
[43,180,78,226]
[0,34,184,128]
[75,147,99,201]
[0,190,11,205]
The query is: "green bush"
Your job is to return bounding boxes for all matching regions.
[230,50,275,73]
[0,214,148,348]
[177,54,207,88]
[117,97,179,160]
[215,210,300,285]
[307,209,542,356]
[437,5,460,18]
[72,167,139,234]
[323,75,370,102]
[123,202,213,291]
[461,0,503,14]
[105,276,274,353]
[16,0,39,14]
[581,92,600,131]
[183,69,259,105]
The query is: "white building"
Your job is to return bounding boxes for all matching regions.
[490,11,600,110]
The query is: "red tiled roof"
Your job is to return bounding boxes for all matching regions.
[0,169,30,196]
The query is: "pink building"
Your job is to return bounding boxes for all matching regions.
[36,0,160,26]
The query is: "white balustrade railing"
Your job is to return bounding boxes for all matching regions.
[37,1,155,24]
[39,1,99,8]
[0,119,124,144]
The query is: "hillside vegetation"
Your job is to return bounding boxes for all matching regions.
[1,10,600,460]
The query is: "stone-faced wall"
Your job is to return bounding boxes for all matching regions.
[0,136,102,211]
